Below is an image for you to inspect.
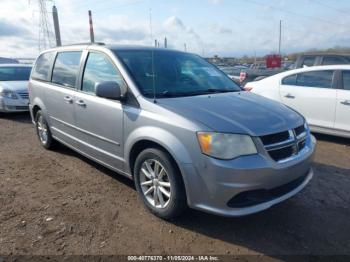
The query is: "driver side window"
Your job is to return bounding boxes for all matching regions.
[82,52,126,94]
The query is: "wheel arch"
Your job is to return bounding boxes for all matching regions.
[31,98,50,124]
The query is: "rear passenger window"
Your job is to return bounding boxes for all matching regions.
[52,52,82,87]
[282,74,296,85]
[342,71,350,90]
[302,57,316,67]
[296,71,334,89]
[82,52,126,94]
[32,52,55,81]
[323,56,348,65]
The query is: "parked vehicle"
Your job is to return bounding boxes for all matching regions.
[218,65,246,83]
[0,57,19,64]
[292,53,350,69]
[241,53,350,85]
[29,44,316,219]
[245,65,350,138]
[0,64,32,113]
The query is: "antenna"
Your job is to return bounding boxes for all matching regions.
[149,4,156,103]
[279,20,282,55]
[149,8,153,45]
[151,49,156,103]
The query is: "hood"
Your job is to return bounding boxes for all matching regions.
[157,92,304,136]
[0,81,29,93]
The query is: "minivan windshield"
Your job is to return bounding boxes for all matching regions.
[0,66,32,81]
[114,50,241,98]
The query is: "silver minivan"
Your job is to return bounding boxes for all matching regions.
[29,44,316,219]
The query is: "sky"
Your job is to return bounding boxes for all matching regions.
[1,0,350,58]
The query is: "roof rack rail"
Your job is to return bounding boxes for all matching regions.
[60,42,105,47]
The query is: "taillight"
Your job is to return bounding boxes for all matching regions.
[244,86,253,92]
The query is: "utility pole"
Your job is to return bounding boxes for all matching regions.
[164,37,167,48]
[154,39,157,47]
[88,10,95,43]
[52,5,61,46]
[278,20,282,55]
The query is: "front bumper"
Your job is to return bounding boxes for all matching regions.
[181,134,316,217]
[0,97,29,112]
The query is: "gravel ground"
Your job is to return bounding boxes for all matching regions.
[0,112,349,257]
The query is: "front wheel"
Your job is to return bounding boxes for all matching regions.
[35,110,55,149]
[134,148,187,219]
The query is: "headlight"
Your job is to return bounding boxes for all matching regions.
[0,90,18,99]
[197,132,257,160]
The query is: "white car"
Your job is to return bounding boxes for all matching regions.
[245,65,350,138]
[0,64,32,113]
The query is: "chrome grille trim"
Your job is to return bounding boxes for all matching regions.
[17,92,29,99]
[260,124,308,162]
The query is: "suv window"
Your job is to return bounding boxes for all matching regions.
[302,57,316,67]
[32,52,55,81]
[281,74,297,85]
[322,56,348,65]
[296,70,334,88]
[52,51,82,87]
[342,71,350,90]
[82,52,126,94]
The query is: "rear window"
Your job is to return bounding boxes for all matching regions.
[302,57,316,67]
[322,56,349,65]
[0,66,32,81]
[281,74,297,85]
[296,70,334,89]
[32,52,55,81]
[52,51,82,88]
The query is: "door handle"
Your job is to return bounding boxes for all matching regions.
[341,100,350,106]
[63,96,73,104]
[76,100,86,107]
[284,93,295,99]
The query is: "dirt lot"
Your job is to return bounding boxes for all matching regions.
[0,113,349,257]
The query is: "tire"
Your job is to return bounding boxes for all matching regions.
[35,110,55,149]
[134,148,187,219]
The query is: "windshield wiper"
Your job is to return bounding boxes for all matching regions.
[203,88,238,94]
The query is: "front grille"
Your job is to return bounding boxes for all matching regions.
[227,172,308,208]
[15,106,29,110]
[260,124,308,162]
[17,92,29,100]
[260,131,289,145]
[295,125,305,137]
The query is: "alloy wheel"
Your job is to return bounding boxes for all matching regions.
[139,159,171,209]
[37,115,48,144]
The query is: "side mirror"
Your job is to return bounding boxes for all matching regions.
[95,81,123,100]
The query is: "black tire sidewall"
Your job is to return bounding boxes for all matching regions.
[134,148,186,219]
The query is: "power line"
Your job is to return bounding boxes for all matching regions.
[310,0,350,14]
[244,0,347,28]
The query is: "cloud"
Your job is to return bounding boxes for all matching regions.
[0,0,350,58]
[163,16,186,31]
[208,0,223,4]
[99,28,147,41]
[162,16,204,53]
[0,19,29,37]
